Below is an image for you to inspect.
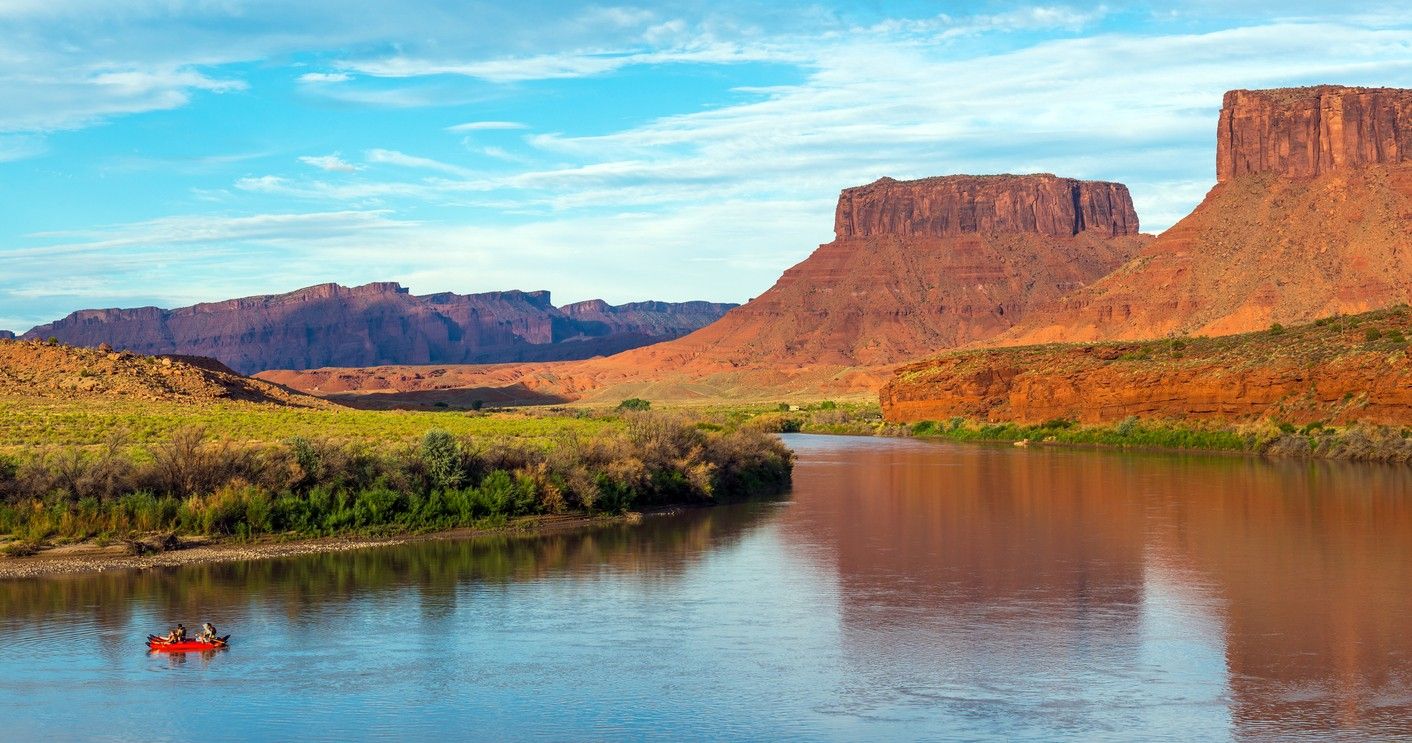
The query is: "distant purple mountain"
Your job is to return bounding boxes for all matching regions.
[24,282,736,374]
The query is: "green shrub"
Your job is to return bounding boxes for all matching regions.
[1038,418,1075,430]
[616,398,652,412]
[419,430,465,490]
[1269,323,1285,335]
[1114,416,1139,437]
[1365,328,1383,342]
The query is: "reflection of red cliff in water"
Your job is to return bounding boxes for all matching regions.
[1145,461,1412,735]
[785,443,1148,612]
[779,438,1412,737]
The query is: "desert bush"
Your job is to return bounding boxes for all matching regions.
[616,398,651,412]
[419,430,467,490]
[1114,416,1139,437]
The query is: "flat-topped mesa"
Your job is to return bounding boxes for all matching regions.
[1217,85,1412,181]
[833,174,1140,240]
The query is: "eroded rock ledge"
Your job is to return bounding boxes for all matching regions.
[833,173,1140,240]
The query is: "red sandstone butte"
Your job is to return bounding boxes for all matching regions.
[610,173,1148,373]
[1003,85,1412,345]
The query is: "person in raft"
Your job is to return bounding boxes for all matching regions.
[198,623,218,643]
[163,624,187,643]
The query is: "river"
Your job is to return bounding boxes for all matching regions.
[2,434,1410,741]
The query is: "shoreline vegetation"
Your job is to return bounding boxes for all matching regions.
[0,407,793,571]
[737,401,1412,463]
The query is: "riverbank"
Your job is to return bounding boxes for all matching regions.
[1,403,793,561]
[0,509,670,579]
[727,401,1412,463]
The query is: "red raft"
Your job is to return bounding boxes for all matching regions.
[147,635,230,652]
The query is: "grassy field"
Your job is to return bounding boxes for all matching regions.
[0,396,615,451]
[0,399,793,550]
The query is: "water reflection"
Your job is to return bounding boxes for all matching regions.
[780,436,1412,739]
[2,435,1410,741]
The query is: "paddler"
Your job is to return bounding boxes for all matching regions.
[198,622,218,643]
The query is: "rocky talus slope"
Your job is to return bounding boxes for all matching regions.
[882,308,1412,426]
[1002,85,1412,344]
[0,339,324,406]
[23,283,735,374]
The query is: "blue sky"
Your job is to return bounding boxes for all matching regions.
[3,1,1412,332]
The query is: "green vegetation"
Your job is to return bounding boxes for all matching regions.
[616,398,652,412]
[693,401,905,437]
[0,397,613,450]
[904,415,1412,462]
[0,411,792,550]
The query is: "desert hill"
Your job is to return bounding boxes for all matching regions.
[258,173,1149,405]
[0,339,324,406]
[1001,85,1412,344]
[23,282,735,375]
[881,307,1412,426]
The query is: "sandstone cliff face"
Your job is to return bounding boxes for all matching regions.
[835,174,1139,239]
[1218,86,1412,181]
[882,310,1412,426]
[1002,85,1412,345]
[24,283,735,375]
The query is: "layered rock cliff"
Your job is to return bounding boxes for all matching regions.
[24,283,735,374]
[612,173,1148,371]
[835,174,1138,239]
[1217,86,1412,181]
[1003,85,1412,344]
[882,308,1412,426]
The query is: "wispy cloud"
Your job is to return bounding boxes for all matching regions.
[298,71,351,83]
[446,120,526,132]
[298,153,361,172]
[365,148,476,178]
[344,41,803,83]
[0,134,46,162]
